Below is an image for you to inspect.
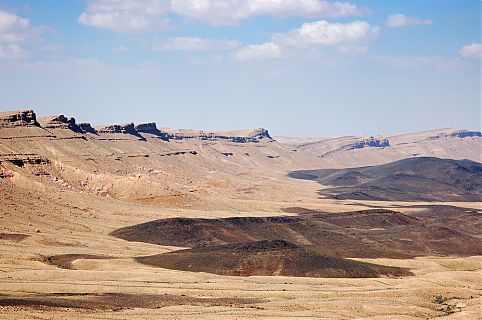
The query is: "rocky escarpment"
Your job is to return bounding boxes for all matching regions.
[428,130,481,140]
[0,110,39,128]
[168,128,272,143]
[38,115,83,133]
[134,123,169,141]
[78,123,97,134]
[2,109,273,144]
[96,123,137,135]
[321,137,389,157]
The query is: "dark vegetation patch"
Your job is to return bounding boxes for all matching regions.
[0,293,262,310]
[0,232,29,242]
[42,254,113,269]
[138,239,411,278]
[289,157,482,202]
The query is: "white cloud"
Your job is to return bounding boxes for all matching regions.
[386,14,432,28]
[234,42,282,61]
[0,10,30,43]
[79,0,171,32]
[273,20,379,47]
[78,0,363,31]
[171,0,362,26]
[459,43,481,59]
[152,37,240,51]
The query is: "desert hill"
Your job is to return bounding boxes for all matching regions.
[1,109,482,318]
[137,239,411,278]
[289,157,482,201]
[277,128,481,167]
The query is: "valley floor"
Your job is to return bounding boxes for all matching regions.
[0,176,480,319]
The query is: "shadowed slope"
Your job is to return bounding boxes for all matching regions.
[112,207,482,259]
[289,157,482,201]
[138,240,411,278]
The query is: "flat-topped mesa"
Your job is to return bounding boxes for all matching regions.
[167,128,273,143]
[97,123,137,135]
[38,115,82,133]
[0,110,39,128]
[78,123,97,134]
[134,123,169,141]
[428,130,482,140]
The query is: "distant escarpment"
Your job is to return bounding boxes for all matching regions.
[428,130,481,140]
[320,137,390,157]
[166,128,272,143]
[1,109,271,143]
[290,157,482,202]
[0,110,39,128]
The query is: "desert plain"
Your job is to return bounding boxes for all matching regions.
[0,110,480,319]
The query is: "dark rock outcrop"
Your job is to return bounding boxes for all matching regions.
[321,137,390,157]
[134,123,169,141]
[168,128,272,143]
[38,115,82,133]
[0,110,39,127]
[428,130,481,140]
[346,137,390,150]
[77,123,97,134]
[97,123,137,135]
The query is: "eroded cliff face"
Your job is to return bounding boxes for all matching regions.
[0,110,39,128]
[428,130,482,140]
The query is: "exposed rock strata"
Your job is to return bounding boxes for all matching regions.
[0,110,39,128]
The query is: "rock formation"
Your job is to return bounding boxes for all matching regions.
[0,110,39,128]
[38,115,82,133]
[167,128,272,143]
[78,123,97,134]
[96,123,137,135]
[134,123,169,140]
[428,130,481,140]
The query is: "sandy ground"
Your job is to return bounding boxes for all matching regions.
[0,127,481,319]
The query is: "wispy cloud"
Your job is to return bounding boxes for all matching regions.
[171,0,363,26]
[374,55,467,71]
[152,37,240,51]
[78,0,171,33]
[234,42,282,61]
[386,14,432,28]
[78,0,363,32]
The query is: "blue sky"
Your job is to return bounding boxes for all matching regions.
[0,0,480,136]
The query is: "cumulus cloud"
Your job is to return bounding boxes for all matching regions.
[79,0,171,32]
[0,10,31,43]
[234,42,282,61]
[171,0,362,26]
[152,37,240,51]
[386,14,432,28]
[78,0,362,31]
[235,20,378,62]
[458,43,481,59]
[273,20,379,47]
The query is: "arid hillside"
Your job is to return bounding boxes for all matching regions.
[0,109,481,319]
